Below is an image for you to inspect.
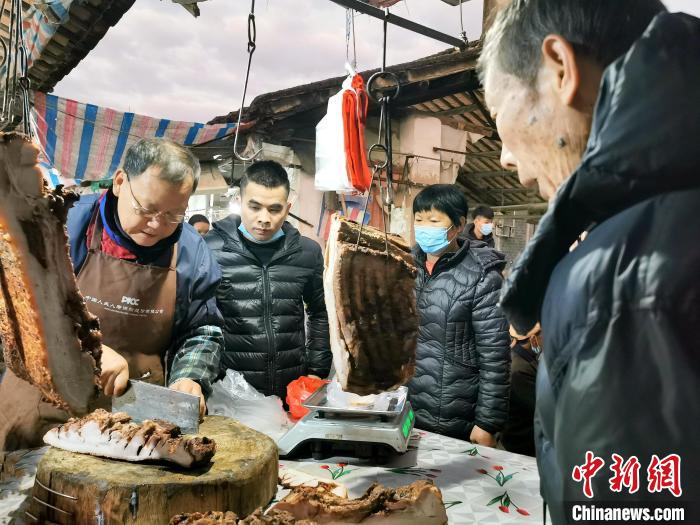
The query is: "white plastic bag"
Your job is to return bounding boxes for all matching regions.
[207,370,292,441]
[326,379,408,412]
[315,76,355,192]
[389,205,407,236]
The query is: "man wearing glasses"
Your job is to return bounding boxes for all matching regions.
[0,138,222,449]
[65,138,222,418]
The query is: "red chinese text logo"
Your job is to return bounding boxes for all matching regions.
[572,451,606,498]
[647,454,682,497]
[572,453,682,498]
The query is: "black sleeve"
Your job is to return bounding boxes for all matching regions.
[471,269,511,434]
[303,243,332,378]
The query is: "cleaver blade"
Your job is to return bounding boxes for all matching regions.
[111,380,200,434]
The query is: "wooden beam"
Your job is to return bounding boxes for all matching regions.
[457,172,498,205]
[462,170,517,178]
[491,202,549,211]
[434,103,480,116]
[434,147,501,159]
[479,187,537,194]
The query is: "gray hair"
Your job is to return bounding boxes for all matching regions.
[479,0,666,86]
[122,138,201,192]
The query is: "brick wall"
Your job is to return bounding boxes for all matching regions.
[494,213,535,274]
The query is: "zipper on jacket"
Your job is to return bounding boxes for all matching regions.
[262,266,276,395]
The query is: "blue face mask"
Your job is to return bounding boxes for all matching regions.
[414,225,453,254]
[238,223,285,244]
[480,222,494,236]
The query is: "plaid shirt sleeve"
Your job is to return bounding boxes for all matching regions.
[167,324,222,396]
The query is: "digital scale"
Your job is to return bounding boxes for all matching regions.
[277,384,415,464]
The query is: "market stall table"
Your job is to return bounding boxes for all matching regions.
[1,428,546,524]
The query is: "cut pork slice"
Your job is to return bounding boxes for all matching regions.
[324,215,417,395]
[169,509,316,525]
[271,480,448,524]
[0,133,100,414]
[43,409,216,468]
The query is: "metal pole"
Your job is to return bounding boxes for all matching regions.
[327,0,467,49]
[491,203,549,211]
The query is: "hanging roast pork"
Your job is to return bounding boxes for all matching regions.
[324,215,418,395]
[0,133,100,414]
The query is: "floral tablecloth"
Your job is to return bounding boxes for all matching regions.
[277,429,546,524]
[0,431,546,524]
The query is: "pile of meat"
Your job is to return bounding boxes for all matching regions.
[324,216,418,396]
[170,510,314,525]
[43,409,216,468]
[0,133,101,414]
[170,480,447,525]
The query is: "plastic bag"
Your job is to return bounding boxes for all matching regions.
[389,205,407,236]
[315,83,354,192]
[326,379,408,412]
[286,376,328,420]
[207,369,292,441]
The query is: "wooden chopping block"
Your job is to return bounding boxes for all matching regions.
[28,416,278,524]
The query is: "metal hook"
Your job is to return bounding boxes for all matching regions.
[368,143,389,170]
[366,71,401,104]
[232,0,262,162]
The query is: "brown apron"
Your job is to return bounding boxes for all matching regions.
[0,211,177,451]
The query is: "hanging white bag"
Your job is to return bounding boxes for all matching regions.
[315,76,355,192]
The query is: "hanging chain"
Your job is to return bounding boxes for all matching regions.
[356,8,401,256]
[1,0,33,136]
[232,0,261,162]
[459,0,469,45]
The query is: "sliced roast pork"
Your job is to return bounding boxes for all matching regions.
[272,480,448,524]
[170,509,316,525]
[0,133,100,414]
[43,409,216,468]
[324,216,417,395]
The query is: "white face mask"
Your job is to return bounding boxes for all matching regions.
[480,222,494,236]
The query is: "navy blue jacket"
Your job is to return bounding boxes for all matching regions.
[66,193,223,392]
[500,13,700,523]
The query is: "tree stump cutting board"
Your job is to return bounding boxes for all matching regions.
[28,416,278,524]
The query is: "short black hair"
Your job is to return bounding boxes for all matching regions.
[188,214,209,226]
[480,0,667,85]
[413,184,469,228]
[123,138,201,192]
[473,205,494,220]
[240,160,290,196]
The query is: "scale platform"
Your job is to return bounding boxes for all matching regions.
[277,384,415,463]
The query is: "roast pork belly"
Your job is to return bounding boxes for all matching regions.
[43,409,216,468]
[169,509,316,525]
[169,481,447,524]
[324,216,417,396]
[0,133,100,413]
[272,480,448,525]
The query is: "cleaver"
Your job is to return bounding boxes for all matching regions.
[111,380,200,434]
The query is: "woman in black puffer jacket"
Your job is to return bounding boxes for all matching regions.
[408,185,511,445]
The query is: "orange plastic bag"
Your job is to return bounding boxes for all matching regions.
[286,376,328,419]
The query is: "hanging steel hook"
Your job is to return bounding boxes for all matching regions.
[232,0,262,162]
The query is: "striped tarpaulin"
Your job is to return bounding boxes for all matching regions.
[32,91,241,187]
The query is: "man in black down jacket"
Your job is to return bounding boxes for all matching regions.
[409,185,510,445]
[481,1,700,522]
[206,161,331,400]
